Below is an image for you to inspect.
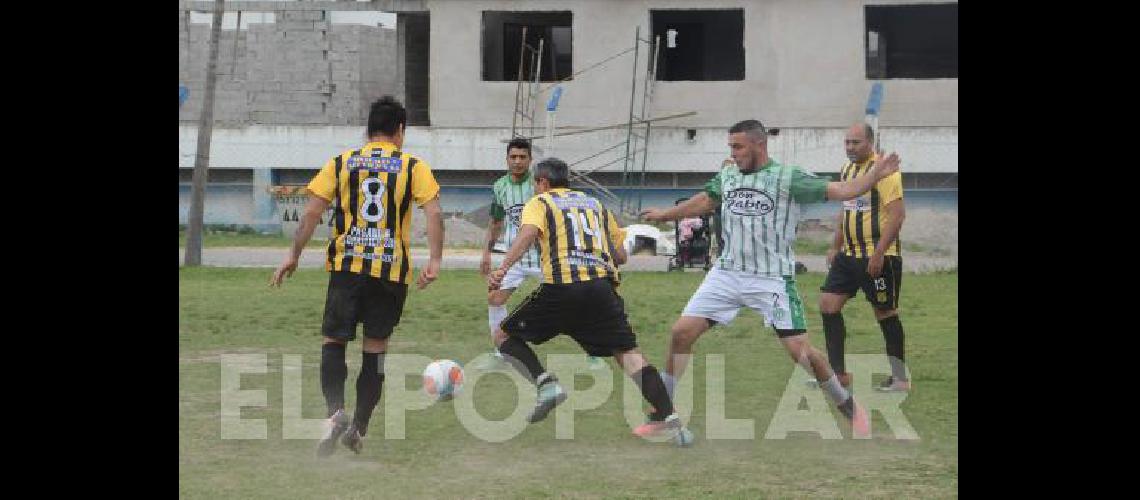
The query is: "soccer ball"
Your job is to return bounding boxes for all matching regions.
[423,359,464,402]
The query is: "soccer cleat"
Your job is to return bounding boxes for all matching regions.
[638,409,666,431]
[633,414,677,438]
[633,413,694,447]
[876,376,912,392]
[838,397,871,439]
[341,423,364,455]
[526,378,568,423]
[317,409,350,457]
[586,356,607,371]
[674,426,695,448]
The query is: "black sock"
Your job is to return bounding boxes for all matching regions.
[353,352,385,436]
[632,365,675,421]
[822,312,847,374]
[498,336,546,383]
[320,343,348,417]
[878,315,907,381]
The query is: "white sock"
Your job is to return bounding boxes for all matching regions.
[488,306,507,353]
[820,375,850,405]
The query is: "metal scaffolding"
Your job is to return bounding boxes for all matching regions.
[508,26,695,219]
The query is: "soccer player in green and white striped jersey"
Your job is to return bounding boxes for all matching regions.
[641,120,901,438]
[477,138,606,370]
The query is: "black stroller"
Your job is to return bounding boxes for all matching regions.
[668,198,714,271]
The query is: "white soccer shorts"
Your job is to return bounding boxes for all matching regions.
[681,267,808,332]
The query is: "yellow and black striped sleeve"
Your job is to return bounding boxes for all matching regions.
[305,158,338,202]
[519,195,549,235]
[878,172,903,206]
[605,209,625,253]
[409,158,441,206]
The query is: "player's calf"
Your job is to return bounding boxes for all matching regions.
[320,340,348,418]
[478,290,512,369]
[619,349,694,447]
[664,316,711,396]
[781,336,856,412]
[496,336,567,423]
[875,312,909,388]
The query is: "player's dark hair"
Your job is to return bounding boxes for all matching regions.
[367,95,407,138]
[729,119,767,143]
[507,138,532,156]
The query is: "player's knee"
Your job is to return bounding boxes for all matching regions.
[781,336,809,360]
[322,337,347,346]
[874,308,898,321]
[618,347,642,360]
[492,328,510,346]
[487,291,509,307]
[362,337,388,353]
[670,324,699,347]
[669,324,688,343]
[819,295,844,314]
[614,349,644,370]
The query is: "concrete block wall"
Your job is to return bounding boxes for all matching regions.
[179,8,402,126]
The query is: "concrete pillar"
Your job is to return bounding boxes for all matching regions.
[252,167,276,233]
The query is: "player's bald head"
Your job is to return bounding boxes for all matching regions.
[845,123,875,162]
[847,123,874,142]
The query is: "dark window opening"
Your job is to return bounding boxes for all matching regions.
[403,13,431,125]
[482,11,572,82]
[865,4,958,79]
[650,9,744,81]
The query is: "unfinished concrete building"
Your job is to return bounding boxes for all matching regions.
[178,0,957,229]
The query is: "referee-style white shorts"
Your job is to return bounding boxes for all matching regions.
[681,267,808,334]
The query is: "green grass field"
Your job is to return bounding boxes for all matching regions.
[179,226,324,248]
[179,268,957,498]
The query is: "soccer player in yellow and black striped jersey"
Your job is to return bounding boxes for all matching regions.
[820,123,910,392]
[270,96,444,457]
[474,138,609,371]
[484,158,692,445]
[515,177,625,285]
